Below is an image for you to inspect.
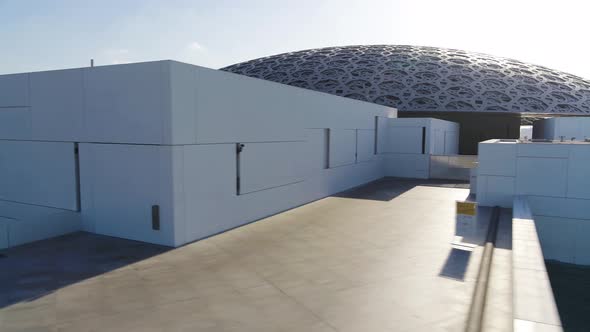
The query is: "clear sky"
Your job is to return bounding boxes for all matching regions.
[1,0,589,78]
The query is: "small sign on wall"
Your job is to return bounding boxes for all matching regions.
[456,201,477,239]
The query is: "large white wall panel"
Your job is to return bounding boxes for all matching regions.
[240,141,306,194]
[180,144,237,241]
[444,131,459,155]
[357,129,375,162]
[194,67,304,144]
[517,143,570,158]
[387,127,422,154]
[432,129,445,155]
[376,116,389,154]
[0,141,77,210]
[535,117,590,140]
[167,62,197,144]
[0,73,29,107]
[384,154,429,179]
[330,129,356,167]
[566,145,590,199]
[515,157,568,197]
[477,142,517,177]
[30,69,85,141]
[0,107,31,140]
[83,62,167,144]
[79,143,176,246]
[476,175,515,208]
[303,129,329,174]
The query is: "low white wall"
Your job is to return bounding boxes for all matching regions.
[478,139,590,264]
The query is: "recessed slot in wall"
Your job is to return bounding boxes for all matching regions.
[422,127,426,154]
[324,128,330,169]
[374,116,378,155]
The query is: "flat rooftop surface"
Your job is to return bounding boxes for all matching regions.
[0,178,481,332]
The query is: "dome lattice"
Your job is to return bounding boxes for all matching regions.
[221,45,590,114]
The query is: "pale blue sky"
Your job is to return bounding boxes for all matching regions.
[1,0,589,78]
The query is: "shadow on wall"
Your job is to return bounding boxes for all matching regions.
[0,232,170,309]
[333,177,469,202]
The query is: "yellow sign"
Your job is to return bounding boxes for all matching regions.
[456,201,477,216]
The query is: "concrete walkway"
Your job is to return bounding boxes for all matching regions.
[0,178,483,332]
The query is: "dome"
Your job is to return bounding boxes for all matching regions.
[221,45,590,114]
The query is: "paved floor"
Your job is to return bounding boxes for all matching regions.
[0,178,482,332]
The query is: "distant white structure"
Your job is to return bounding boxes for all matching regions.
[0,60,459,248]
[476,139,590,264]
[533,117,590,141]
[519,125,532,140]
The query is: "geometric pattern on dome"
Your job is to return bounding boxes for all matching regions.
[221,45,590,114]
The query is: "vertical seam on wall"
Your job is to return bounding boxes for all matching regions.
[193,67,199,144]
[355,129,358,163]
[180,146,187,245]
[163,62,170,145]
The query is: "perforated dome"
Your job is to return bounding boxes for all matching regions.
[221,45,590,114]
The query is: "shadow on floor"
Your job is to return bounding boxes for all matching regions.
[546,260,590,332]
[439,248,472,281]
[0,232,170,309]
[333,177,469,202]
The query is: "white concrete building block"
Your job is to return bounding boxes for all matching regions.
[0,73,29,107]
[0,217,9,249]
[79,143,176,246]
[0,60,411,247]
[478,142,517,177]
[330,129,356,167]
[30,69,85,141]
[566,145,590,199]
[384,154,429,179]
[194,67,305,144]
[387,126,423,154]
[356,129,375,162]
[0,141,78,210]
[517,143,570,158]
[477,175,515,208]
[533,117,590,141]
[303,129,329,173]
[515,157,568,197]
[84,61,168,144]
[240,141,306,194]
[167,61,197,144]
[0,107,32,140]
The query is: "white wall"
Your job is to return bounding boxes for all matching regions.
[63,61,395,246]
[0,60,470,248]
[533,117,590,141]
[382,118,459,179]
[519,125,532,140]
[477,140,590,264]
[0,141,78,210]
[79,143,177,246]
